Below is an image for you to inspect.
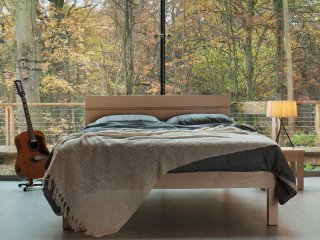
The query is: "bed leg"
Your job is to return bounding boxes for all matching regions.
[267,185,278,226]
[63,217,71,230]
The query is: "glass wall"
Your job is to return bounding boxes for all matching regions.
[1,0,320,177]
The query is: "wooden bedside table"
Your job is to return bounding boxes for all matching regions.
[281,147,305,190]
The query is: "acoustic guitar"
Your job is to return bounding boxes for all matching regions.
[14,80,50,179]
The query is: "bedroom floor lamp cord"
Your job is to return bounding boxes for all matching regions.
[276,118,295,148]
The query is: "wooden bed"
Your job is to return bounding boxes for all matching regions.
[63,95,278,229]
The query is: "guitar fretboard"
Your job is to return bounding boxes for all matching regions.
[21,97,36,142]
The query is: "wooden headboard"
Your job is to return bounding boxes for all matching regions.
[85,95,231,124]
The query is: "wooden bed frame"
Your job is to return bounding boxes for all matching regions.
[63,95,278,230]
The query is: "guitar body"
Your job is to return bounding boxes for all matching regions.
[15,130,50,179]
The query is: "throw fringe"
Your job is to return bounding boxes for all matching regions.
[46,175,85,233]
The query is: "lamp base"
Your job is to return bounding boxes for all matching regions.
[276,118,295,148]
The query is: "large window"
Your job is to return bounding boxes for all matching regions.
[1,0,320,177]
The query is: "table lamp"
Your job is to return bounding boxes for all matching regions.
[266,101,297,148]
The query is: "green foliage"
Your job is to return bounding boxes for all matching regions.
[292,132,319,147]
[304,164,320,172]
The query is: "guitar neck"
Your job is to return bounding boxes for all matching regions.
[21,97,36,142]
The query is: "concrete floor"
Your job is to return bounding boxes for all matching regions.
[0,178,319,240]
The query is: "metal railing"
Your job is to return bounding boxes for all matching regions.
[0,101,319,147]
[0,103,84,146]
[1,101,320,177]
[232,101,318,147]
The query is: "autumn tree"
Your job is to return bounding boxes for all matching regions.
[0,0,319,103]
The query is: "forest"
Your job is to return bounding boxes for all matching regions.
[0,0,320,104]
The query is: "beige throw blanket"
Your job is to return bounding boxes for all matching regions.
[44,126,277,237]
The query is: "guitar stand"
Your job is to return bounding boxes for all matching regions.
[18,179,43,192]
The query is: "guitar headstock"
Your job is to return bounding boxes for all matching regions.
[14,80,25,98]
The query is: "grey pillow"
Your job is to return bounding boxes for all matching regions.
[166,113,234,125]
[94,114,160,124]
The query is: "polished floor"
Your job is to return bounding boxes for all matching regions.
[0,178,319,240]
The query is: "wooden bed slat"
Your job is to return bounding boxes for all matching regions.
[154,172,276,189]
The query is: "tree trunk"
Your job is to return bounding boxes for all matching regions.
[181,0,186,59]
[245,0,255,101]
[14,0,42,131]
[171,0,177,94]
[124,0,134,95]
[283,0,294,100]
[14,0,41,103]
[226,0,239,102]
[273,0,285,100]
[283,0,295,142]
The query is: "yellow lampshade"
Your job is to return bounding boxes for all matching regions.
[266,101,297,118]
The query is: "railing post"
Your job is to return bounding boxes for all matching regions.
[5,106,9,145]
[271,117,280,142]
[315,103,320,137]
[5,105,15,146]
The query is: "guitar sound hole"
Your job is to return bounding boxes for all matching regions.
[29,141,39,150]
